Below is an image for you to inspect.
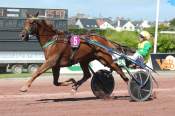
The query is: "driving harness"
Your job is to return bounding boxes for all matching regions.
[42,34,80,65]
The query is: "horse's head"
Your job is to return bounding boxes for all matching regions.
[20,12,39,41]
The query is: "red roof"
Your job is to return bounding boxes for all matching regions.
[96,19,105,26]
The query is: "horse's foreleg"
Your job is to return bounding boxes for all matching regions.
[52,66,76,86]
[20,58,57,92]
[72,61,91,91]
[52,66,60,86]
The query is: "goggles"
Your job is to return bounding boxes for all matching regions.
[139,34,145,39]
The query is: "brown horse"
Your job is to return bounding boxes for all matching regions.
[19,12,130,92]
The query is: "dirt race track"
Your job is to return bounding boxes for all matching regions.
[0,72,175,116]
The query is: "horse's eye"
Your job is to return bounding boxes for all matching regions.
[27,20,34,25]
[28,23,32,26]
[29,21,34,24]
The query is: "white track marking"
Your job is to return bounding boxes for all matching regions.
[0,87,175,100]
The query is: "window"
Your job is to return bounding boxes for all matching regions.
[20,9,41,18]
[7,14,19,17]
[17,19,24,28]
[38,9,45,17]
[5,19,17,28]
[55,21,67,30]
[0,9,3,17]
[6,8,20,18]
[55,21,62,29]
[0,20,3,27]
[46,9,66,19]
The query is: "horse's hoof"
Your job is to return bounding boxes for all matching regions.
[20,86,28,92]
[124,78,129,83]
[71,89,77,96]
[53,82,60,86]
[152,91,157,99]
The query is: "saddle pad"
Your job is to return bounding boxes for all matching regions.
[70,35,80,47]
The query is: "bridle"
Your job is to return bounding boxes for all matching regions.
[24,19,39,38]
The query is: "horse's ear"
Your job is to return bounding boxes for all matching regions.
[34,11,39,17]
[26,13,30,18]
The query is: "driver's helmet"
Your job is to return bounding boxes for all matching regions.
[139,31,151,40]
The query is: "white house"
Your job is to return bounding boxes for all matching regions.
[140,20,151,29]
[122,21,135,31]
[96,19,115,30]
[115,19,135,31]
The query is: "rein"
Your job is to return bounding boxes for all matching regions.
[42,39,57,48]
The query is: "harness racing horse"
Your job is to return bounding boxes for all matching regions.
[19,12,130,92]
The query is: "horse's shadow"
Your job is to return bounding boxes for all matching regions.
[25,95,129,105]
[26,95,154,105]
[37,95,130,103]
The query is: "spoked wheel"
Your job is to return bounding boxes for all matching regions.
[91,70,115,99]
[128,70,153,101]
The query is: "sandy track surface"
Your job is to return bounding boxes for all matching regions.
[0,72,175,116]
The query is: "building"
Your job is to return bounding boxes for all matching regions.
[122,21,135,31]
[75,18,99,29]
[140,20,151,29]
[0,7,68,73]
[115,19,135,31]
[96,19,114,30]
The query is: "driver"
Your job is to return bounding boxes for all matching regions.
[131,30,152,63]
[114,30,152,67]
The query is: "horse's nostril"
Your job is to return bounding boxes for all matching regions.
[21,35,25,37]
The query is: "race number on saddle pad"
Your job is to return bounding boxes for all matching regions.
[70,35,80,48]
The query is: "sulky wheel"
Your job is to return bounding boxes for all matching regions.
[91,69,115,99]
[128,70,153,101]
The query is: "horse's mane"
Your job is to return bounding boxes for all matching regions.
[40,20,58,33]
[37,19,68,39]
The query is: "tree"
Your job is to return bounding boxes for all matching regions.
[170,18,175,26]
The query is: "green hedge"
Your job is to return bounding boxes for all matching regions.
[158,34,175,53]
[68,28,106,36]
[68,28,88,35]
[104,29,138,48]
[68,29,175,53]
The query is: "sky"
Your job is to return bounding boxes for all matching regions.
[0,0,175,21]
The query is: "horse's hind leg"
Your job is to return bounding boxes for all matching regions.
[52,66,76,86]
[98,53,129,83]
[72,61,92,91]
[110,63,129,82]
